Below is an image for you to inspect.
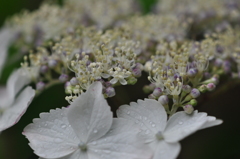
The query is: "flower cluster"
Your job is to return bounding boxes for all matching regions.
[3,0,240,158]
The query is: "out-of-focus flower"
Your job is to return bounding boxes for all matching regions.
[0,69,35,132]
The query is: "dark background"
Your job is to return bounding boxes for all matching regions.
[0,0,240,159]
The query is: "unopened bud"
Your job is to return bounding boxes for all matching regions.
[190,88,200,98]
[152,87,163,97]
[48,59,58,68]
[183,105,194,114]
[148,94,156,99]
[187,68,198,77]
[36,82,45,91]
[158,95,169,105]
[182,85,191,93]
[127,77,137,85]
[198,85,207,93]
[59,74,69,82]
[105,87,116,97]
[40,65,48,73]
[206,83,216,91]
[189,99,197,106]
[70,77,78,86]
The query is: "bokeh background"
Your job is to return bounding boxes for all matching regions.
[0,0,240,159]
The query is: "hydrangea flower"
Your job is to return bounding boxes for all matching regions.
[117,99,223,159]
[0,69,35,132]
[23,82,152,159]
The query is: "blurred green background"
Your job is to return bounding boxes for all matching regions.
[1,0,240,159]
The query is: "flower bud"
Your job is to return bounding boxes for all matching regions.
[152,87,163,97]
[190,88,200,98]
[105,87,116,97]
[132,68,142,78]
[214,58,223,67]
[182,85,191,93]
[206,83,216,91]
[70,77,78,86]
[127,77,137,85]
[40,65,48,73]
[189,99,197,106]
[158,95,169,105]
[187,68,198,77]
[148,94,156,99]
[198,85,207,93]
[48,59,58,68]
[59,74,68,82]
[36,81,45,91]
[183,105,194,114]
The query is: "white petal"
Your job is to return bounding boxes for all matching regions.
[39,150,88,159]
[153,141,180,159]
[23,108,79,158]
[117,99,167,143]
[6,68,31,103]
[110,78,118,84]
[67,82,112,143]
[0,28,15,76]
[163,111,208,143]
[119,78,127,85]
[101,73,110,78]
[88,119,153,159]
[0,86,35,131]
[200,116,223,130]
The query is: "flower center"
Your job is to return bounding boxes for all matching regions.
[78,142,87,152]
[155,131,164,140]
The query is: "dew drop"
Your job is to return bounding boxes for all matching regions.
[61,124,67,129]
[127,111,130,115]
[152,124,156,127]
[93,129,98,133]
[178,121,183,125]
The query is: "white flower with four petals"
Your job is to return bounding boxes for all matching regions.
[117,99,223,159]
[23,82,152,159]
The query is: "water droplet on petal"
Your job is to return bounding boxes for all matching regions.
[178,121,183,125]
[152,124,156,127]
[61,124,66,129]
[93,129,98,133]
[127,111,130,115]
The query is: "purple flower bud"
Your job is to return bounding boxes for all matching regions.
[59,74,69,82]
[36,82,45,91]
[204,72,211,79]
[183,105,194,114]
[158,95,169,105]
[65,81,71,88]
[132,68,142,78]
[148,94,156,99]
[104,81,112,88]
[214,59,223,67]
[40,65,48,73]
[182,85,191,93]
[187,68,198,77]
[105,87,116,97]
[152,87,163,97]
[70,77,78,86]
[48,59,58,68]
[206,83,216,91]
[190,88,200,98]
[211,76,219,85]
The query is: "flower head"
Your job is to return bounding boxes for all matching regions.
[23,82,152,159]
[117,99,222,159]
